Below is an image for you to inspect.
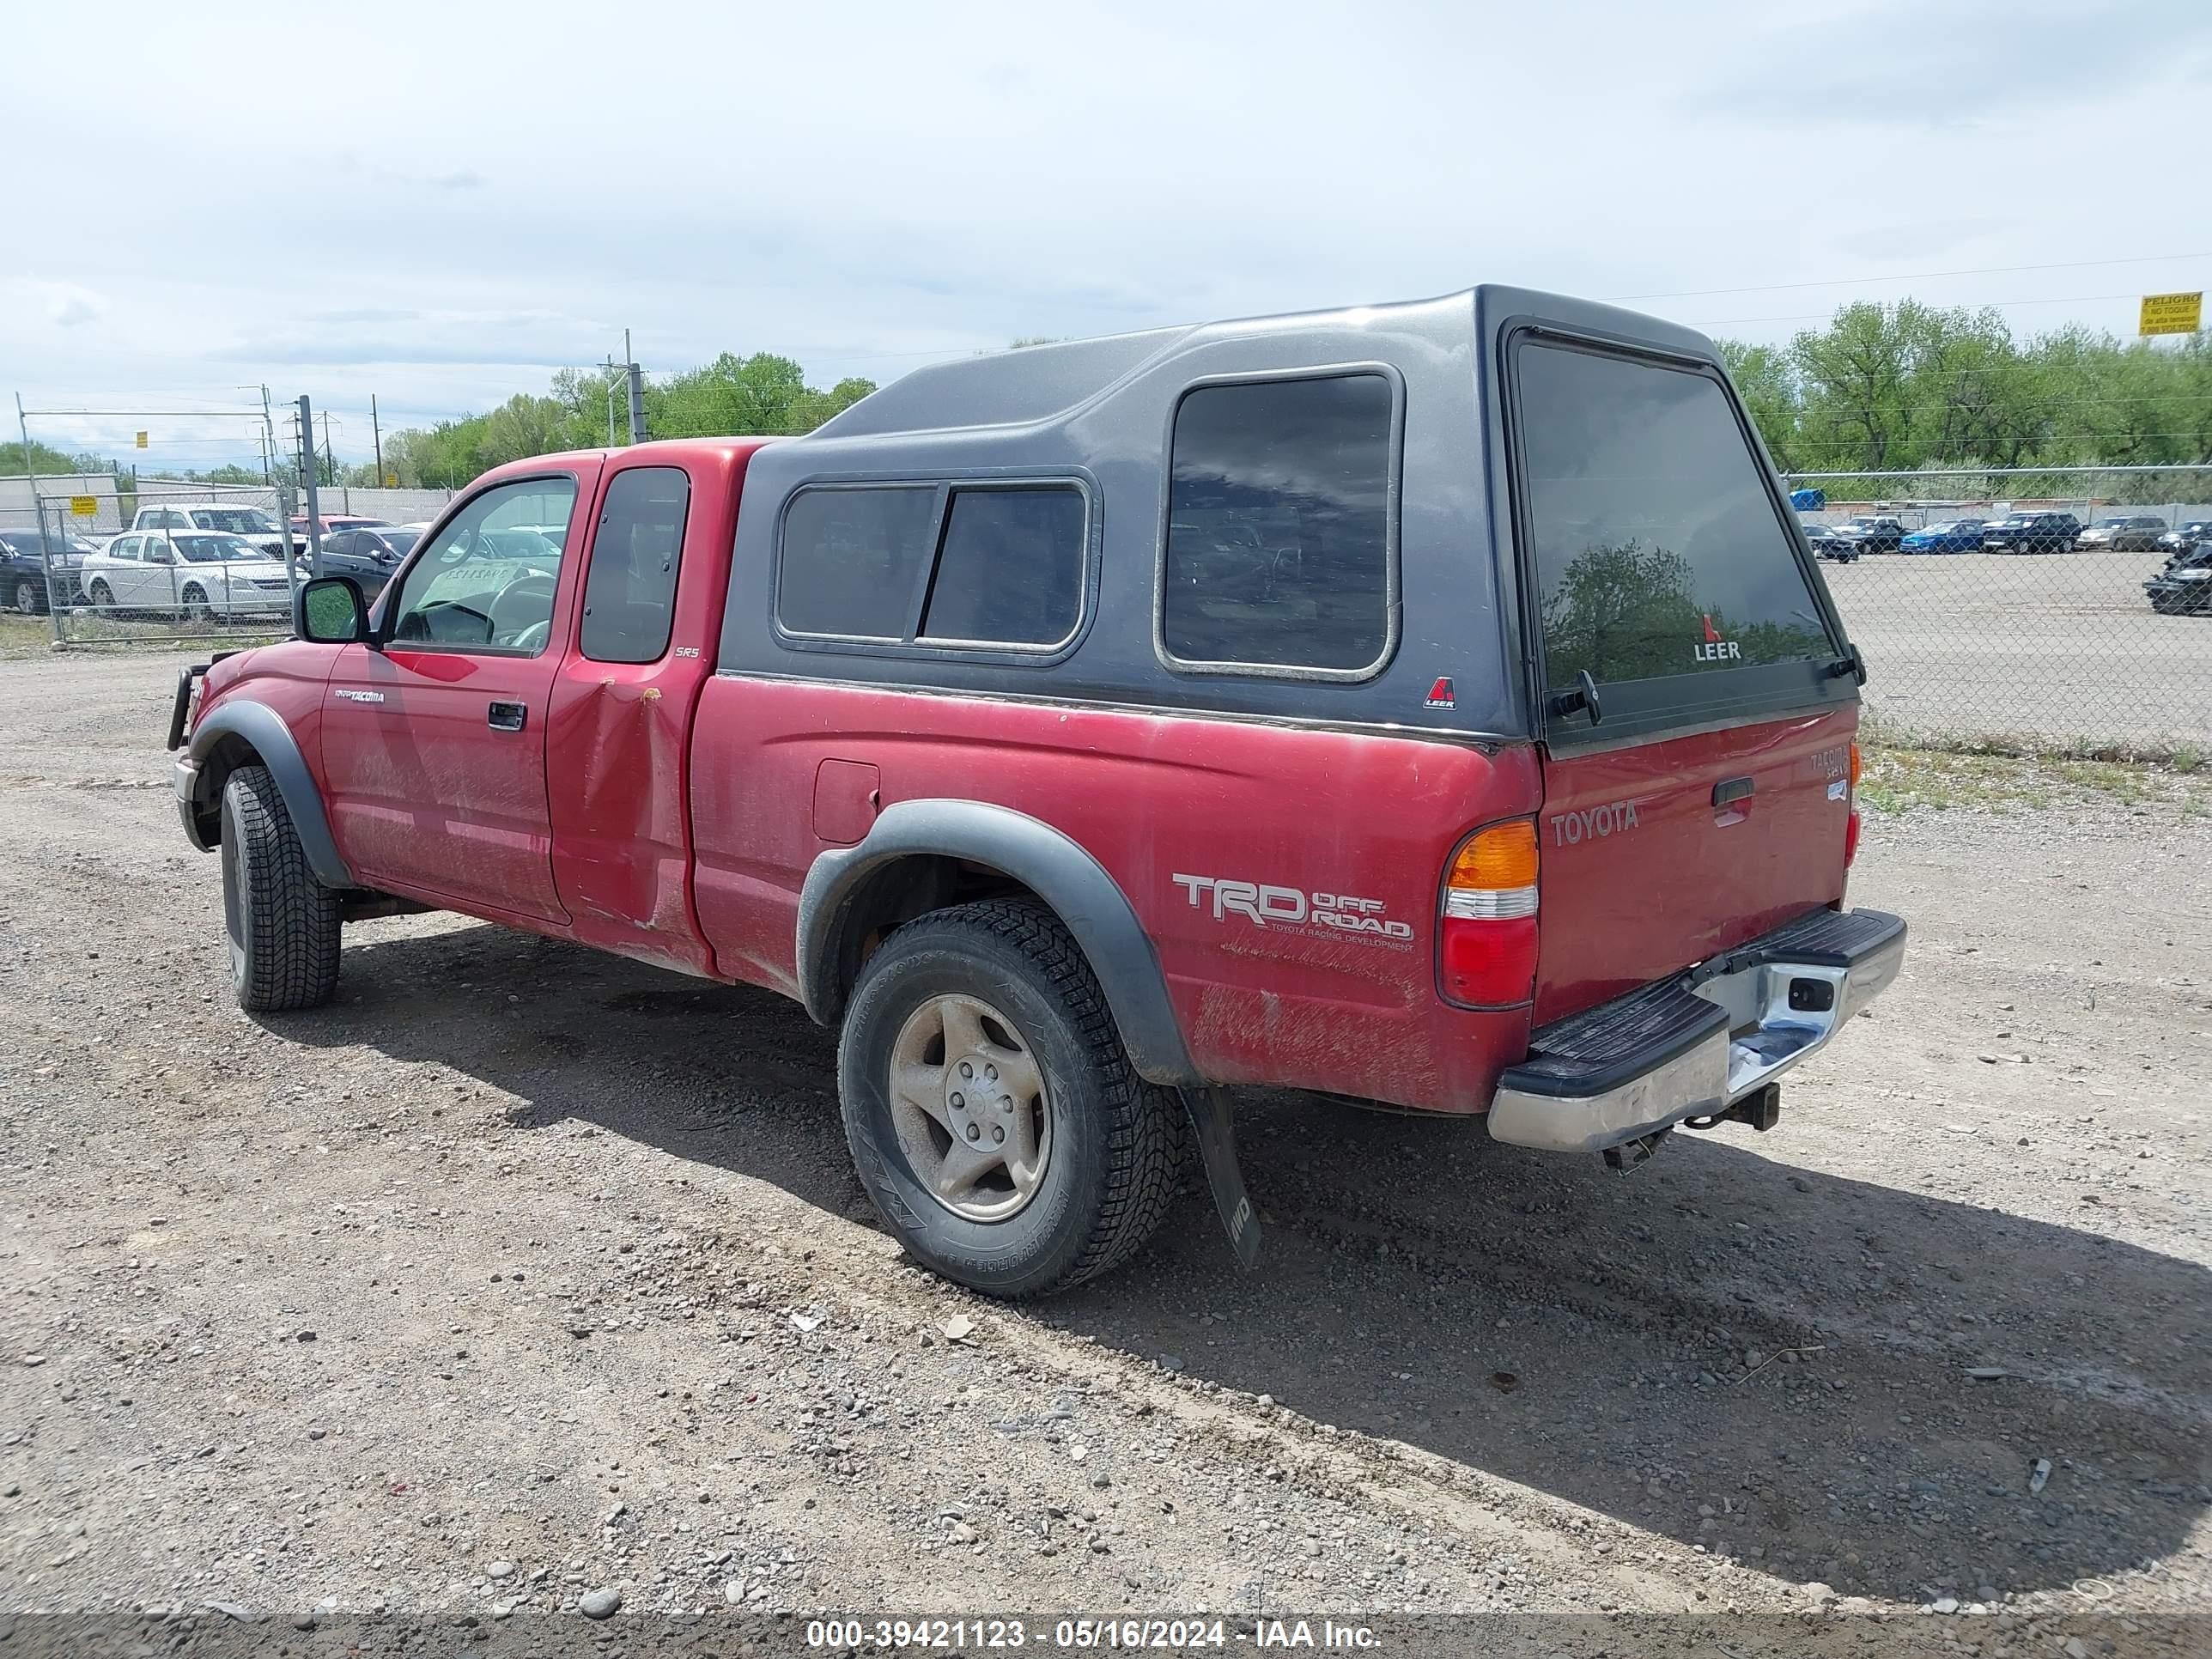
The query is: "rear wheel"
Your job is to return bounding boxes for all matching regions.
[180,585,214,625]
[838,898,1180,1296]
[219,764,341,1011]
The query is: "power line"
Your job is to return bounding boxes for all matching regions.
[1607,252,2208,305]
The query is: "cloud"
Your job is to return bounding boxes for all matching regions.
[428,168,484,191]
[46,284,104,327]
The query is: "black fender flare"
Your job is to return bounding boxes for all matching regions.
[186,701,353,890]
[797,799,1200,1086]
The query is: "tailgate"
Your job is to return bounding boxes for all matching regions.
[1534,712,1853,1023]
[1503,329,1861,1026]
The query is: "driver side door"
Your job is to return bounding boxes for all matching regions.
[317,468,598,924]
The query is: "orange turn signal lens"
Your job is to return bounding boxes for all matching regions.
[1849,740,1863,790]
[1448,819,1539,890]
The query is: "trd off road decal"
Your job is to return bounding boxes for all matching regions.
[1172,875,1414,948]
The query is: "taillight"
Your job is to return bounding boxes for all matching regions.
[1844,739,1863,867]
[1439,818,1539,1006]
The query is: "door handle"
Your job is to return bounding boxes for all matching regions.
[1712,776,1754,807]
[488,702,526,732]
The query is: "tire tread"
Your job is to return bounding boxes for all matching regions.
[224,764,341,1012]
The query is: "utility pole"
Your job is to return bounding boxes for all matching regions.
[371,393,383,485]
[624,327,647,447]
[319,410,335,487]
[297,395,324,579]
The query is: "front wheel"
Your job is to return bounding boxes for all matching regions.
[88,579,115,610]
[180,585,214,625]
[838,899,1181,1296]
[10,576,40,615]
[219,764,342,1011]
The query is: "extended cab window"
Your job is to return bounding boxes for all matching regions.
[1516,342,1835,695]
[778,486,936,640]
[920,486,1085,647]
[581,467,691,663]
[386,477,576,653]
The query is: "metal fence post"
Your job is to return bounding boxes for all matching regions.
[298,395,324,580]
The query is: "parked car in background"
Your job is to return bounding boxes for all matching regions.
[2154,521,2209,562]
[0,526,98,612]
[1799,522,1858,562]
[1982,512,2081,553]
[289,514,391,542]
[80,531,294,623]
[2079,514,2167,551]
[127,502,291,561]
[1832,515,1905,555]
[1805,526,1857,566]
[306,526,420,600]
[1899,519,1985,554]
[2145,545,2212,615]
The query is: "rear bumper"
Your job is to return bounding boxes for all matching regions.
[1486,908,1906,1154]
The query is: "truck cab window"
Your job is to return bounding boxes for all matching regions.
[385,477,576,653]
[581,467,691,664]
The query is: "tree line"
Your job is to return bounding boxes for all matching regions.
[1721,301,2211,479]
[370,353,877,489]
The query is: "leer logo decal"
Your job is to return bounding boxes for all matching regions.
[1693,613,1741,663]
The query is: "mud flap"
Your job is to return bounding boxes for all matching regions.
[1179,1085,1261,1270]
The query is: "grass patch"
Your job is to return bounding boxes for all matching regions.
[1861,739,2212,816]
[0,611,278,660]
[1857,708,2207,767]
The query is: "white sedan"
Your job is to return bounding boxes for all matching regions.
[78,530,295,623]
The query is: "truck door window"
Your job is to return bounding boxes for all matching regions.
[920,485,1085,647]
[581,466,691,664]
[1159,371,1395,676]
[777,485,936,641]
[385,477,577,653]
[1515,341,1835,697]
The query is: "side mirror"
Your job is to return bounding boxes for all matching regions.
[297,575,368,645]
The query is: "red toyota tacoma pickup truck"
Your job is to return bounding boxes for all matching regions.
[168,284,1905,1296]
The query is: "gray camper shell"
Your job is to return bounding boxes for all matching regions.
[717,283,1856,746]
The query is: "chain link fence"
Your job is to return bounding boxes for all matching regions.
[27,482,298,648]
[1785,465,2212,753]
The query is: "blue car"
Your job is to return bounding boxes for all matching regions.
[1899,519,1985,554]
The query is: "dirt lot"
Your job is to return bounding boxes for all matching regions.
[1,654,2207,1655]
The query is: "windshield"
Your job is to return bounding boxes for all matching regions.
[380,529,420,556]
[189,507,279,533]
[1922,522,1955,534]
[174,534,263,563]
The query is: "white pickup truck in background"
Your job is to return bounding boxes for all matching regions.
[123,502,291,561]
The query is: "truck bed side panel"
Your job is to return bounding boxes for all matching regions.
[689,677,1542,1112]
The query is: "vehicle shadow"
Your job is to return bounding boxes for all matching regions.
[273,920,2210,1602]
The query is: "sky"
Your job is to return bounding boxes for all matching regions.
[6,0,2209,474]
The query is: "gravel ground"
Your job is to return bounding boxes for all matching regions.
[1,653,2206,1656]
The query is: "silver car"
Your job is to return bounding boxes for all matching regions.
[77,531,294,623]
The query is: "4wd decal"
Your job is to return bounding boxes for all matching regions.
[1173,874,1414,947]
[1549,799,1641,846]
